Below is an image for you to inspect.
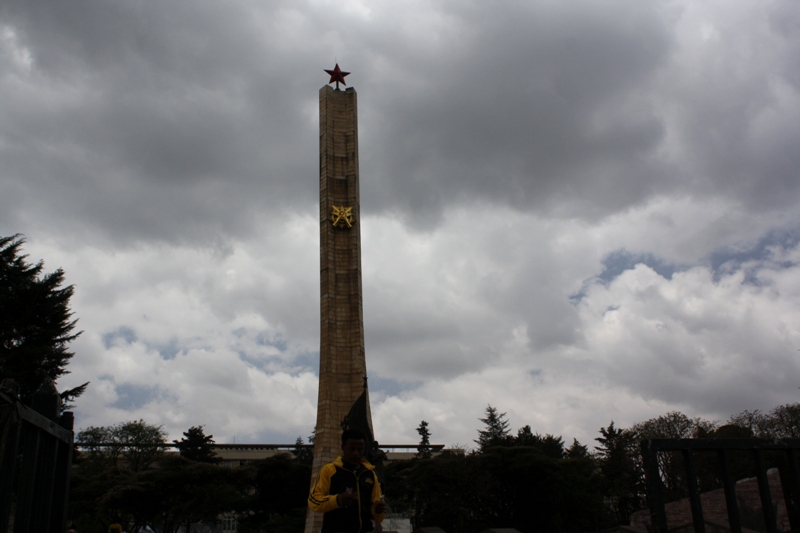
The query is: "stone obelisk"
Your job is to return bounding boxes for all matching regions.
[305,65,373,533]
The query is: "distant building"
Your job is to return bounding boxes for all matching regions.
[210,443,447,467]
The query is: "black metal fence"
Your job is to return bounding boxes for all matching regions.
[0,379,74,533]
[641,438,800,533]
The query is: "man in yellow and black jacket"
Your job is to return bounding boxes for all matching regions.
[308,429,386,533]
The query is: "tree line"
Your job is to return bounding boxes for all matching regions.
[69,402,800,533]
[70,423,313,533]
[389,404,800,532]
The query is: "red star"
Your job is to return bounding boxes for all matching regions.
[324,63,350,88]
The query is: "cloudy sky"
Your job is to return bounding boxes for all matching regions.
[3,0,800,449]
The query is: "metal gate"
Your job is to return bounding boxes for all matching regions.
[641,438,800,533]
[0,379,74,533]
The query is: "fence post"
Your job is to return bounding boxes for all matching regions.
[1,378,74,533]
[641,439,668,533]
[0,382,22,532]
[52,411,74,530]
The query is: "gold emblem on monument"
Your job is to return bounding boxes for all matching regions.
[330,205,354,228]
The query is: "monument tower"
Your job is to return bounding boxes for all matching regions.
[305,64,374,533]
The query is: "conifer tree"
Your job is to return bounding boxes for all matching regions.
[293,435,313,466]
[173,425,220,463]
[416,420,432,459]
[594,422,642,523]
[565,438,590,459]
[0,234,85,406]
[475,404,511,451]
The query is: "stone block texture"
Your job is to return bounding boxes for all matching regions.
[306,85,374,533]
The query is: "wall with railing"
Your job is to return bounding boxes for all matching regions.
[0,379,74,533]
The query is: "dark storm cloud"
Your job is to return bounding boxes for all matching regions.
[2,0,320,245]
[5,0,672,240]
[358,1,675,226]
[7,0,797,244]
[351,1,800,230]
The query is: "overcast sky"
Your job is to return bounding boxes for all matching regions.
[3,0,800,449]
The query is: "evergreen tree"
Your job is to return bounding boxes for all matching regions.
[475,404,511,452]
[514,425,537,446]
[173,425,220,463]
[416,420,432,459]
[293,436,313,466]
[0,234,86,406]
[513,426,564,458]
[594,422,643,524]
[538,433,565,459]
[565,438,590,459]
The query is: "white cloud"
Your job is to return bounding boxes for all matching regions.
[4,0,800,450]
